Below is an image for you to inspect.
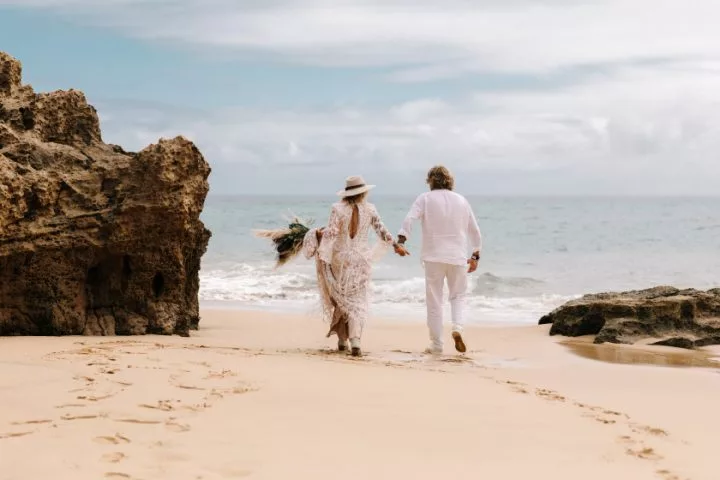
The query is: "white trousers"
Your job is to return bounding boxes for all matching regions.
[424,261,468,348]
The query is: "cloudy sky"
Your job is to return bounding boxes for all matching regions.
[1,0,719,195]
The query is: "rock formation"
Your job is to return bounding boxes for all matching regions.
[0,51,211,336]
[539,286,720,349]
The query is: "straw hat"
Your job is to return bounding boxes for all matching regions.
[336,175,375,197]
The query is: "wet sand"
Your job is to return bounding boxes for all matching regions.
[563,337,720,369]
[1,309,719,479]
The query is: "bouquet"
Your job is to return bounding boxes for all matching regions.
[253,215,314,268]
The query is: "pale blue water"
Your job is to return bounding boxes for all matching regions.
[199,195,720,324]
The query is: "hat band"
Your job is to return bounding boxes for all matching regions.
[345,184,365,191]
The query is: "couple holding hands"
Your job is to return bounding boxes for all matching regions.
[301,165,482,357]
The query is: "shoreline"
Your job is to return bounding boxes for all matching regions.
[198,299,540,328]
[199,303,720,366]
[2,308,720,479]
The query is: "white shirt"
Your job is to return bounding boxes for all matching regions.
[398,190,482,266]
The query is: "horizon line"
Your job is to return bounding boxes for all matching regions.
[206,192,720,198]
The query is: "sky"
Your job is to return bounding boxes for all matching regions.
[1,0,719,195]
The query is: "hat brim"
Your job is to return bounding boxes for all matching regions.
[337,184,375,197]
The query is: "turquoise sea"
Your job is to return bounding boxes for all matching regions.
[199,195,720,324]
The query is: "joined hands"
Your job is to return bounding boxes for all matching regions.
[393,243,410,257]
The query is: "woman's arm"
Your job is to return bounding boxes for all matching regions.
[317,205,341,263]
[370,206,395,244]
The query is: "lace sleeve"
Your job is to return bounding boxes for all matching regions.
[317,205,341,263]
[302,228,320,259]
[370,205,395,245]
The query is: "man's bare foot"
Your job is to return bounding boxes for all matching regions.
[452,331,467,353]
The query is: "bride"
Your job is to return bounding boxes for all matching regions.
[301,176,406,357]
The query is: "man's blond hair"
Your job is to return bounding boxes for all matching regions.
[426,165,454,191]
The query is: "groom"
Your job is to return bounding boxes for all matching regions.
[393,166,482,354]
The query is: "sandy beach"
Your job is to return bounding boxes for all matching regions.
[1,309,719,480]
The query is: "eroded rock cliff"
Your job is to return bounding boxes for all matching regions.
[0,51,211,336]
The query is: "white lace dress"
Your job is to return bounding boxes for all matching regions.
[302,201,395,341]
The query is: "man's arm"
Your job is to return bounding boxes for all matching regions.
[397,194,425,245]
[466,201,482,273]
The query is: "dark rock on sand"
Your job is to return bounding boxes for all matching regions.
[539,286,720,349]
[0,51,211,336]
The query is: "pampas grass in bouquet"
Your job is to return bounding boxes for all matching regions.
[253,213,315,268]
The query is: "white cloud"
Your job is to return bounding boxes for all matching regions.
[2,0,719,76]
[4,0,719,194]
[95,61,720,195]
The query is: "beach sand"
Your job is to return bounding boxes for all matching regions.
[1,309,719,480]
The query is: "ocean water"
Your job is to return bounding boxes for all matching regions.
[199,195,720,325]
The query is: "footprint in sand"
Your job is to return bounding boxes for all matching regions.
[594,417,617,425]
[175,384,206,391]
[190,361,212,368]
[165,421,191,433]
[656,469,683,480]
[494,379,530,394]
[61,414,101,421]
[205,369,237,379]
[206,390,225,401]
[535,388,566,402]
[102,452,127,464]
[179,403,205,412]
[78,394,117,402]
[95,434,131,445]
[633,425,669,437]
[114,418,162,425]
[104,473,131,479]
[87,362,112,367]
[440,357,472,364]
[11,419,53,426]
[231,385,257,395]
[0,431,33,439]
[626,446,663,460]
[574,402,631,419]
[139,400,176,412]
[602,409,625,417]
[582,412,618,425]
[55,403,87,409]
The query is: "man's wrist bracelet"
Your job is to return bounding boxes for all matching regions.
[471,253,480,261]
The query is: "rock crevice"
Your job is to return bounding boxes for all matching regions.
[0,51,211,336]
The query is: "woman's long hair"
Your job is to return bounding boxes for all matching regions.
[342,191,368,205]
[343,191,367,239]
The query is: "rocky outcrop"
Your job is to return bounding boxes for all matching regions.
[539,286,720,349]
[0,51,211,336]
